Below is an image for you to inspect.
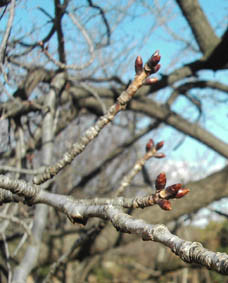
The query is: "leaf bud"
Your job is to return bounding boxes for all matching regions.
[146,138,154,152]
[147,50,161,68]
[158,199,172,211]
[175,188,190,199]
[154,153,166,159]
[135,56,143,75]
[155,141,164,150]
[155,172,166,190]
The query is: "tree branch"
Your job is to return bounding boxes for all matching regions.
[0,174,227,274]
[33,52,161,185]
[0,0,15,65]
[12,72,66,283]
[176,0,219,54]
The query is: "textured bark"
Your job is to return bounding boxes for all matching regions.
[1,172,228,274]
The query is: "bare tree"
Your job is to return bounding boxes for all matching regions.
[0,0,228,282]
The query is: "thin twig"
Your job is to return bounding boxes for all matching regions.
[0,166,45,175]
[0,0,15,65]
[0,213,32,237]
[41,12,95,71]
[1,232,12,283]
[80,82,107,114]
[33,52,160,185]
[115,147,158,196]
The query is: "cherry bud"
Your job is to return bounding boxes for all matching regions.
[148,50,161,68]
[151,64,161,74]
[156,141,164,150]
[146,139,154,152]
[158,199,172,211]
[166,184,182,195]
[155,172,166,190]
[135,56,143,75]
[175,188,190,199]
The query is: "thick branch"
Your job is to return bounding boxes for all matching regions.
[130,97,228,158]
[176,0,219,54]
[0,173,227,274]
[12,73,66,283]
[68,88,228,159]
[54,0,67,64]
[106,207,228,274]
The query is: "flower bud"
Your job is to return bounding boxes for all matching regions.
[158,199,172,211]
[175,188,190,199]
[166,184,182,194]
[148,50,161,68]
[151,64,161,74]
[135,56,143,75]
[155,141,164,150]
[146,138,154,152]
[155,172,166,190]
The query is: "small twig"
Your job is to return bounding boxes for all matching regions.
[42,222,104,283]
[0,0,15,65]
[0,213,32,237]
[80,82,107,114]
[33,51,161,185]
[40,12,95,71]
[1,232,12,283]
[68,120,161,194]
[13,221,33,257]
[115,140,164,196]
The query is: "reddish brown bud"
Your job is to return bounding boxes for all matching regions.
[165,184,182,196]
[156,141,164,150]
[155,172,166,190]
[170,183,182,192]
[175,188,190,199]
[143,77,158,85]
[146,138,154,152]
[158,199,172,211]
[135,56,143,75]
[150,64,161,74]
[147,50,161,68]
[154,153,166,159]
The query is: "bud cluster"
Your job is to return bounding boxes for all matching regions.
[134,50,161,84]
[145,138,165,159]
[155,172,190,211]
